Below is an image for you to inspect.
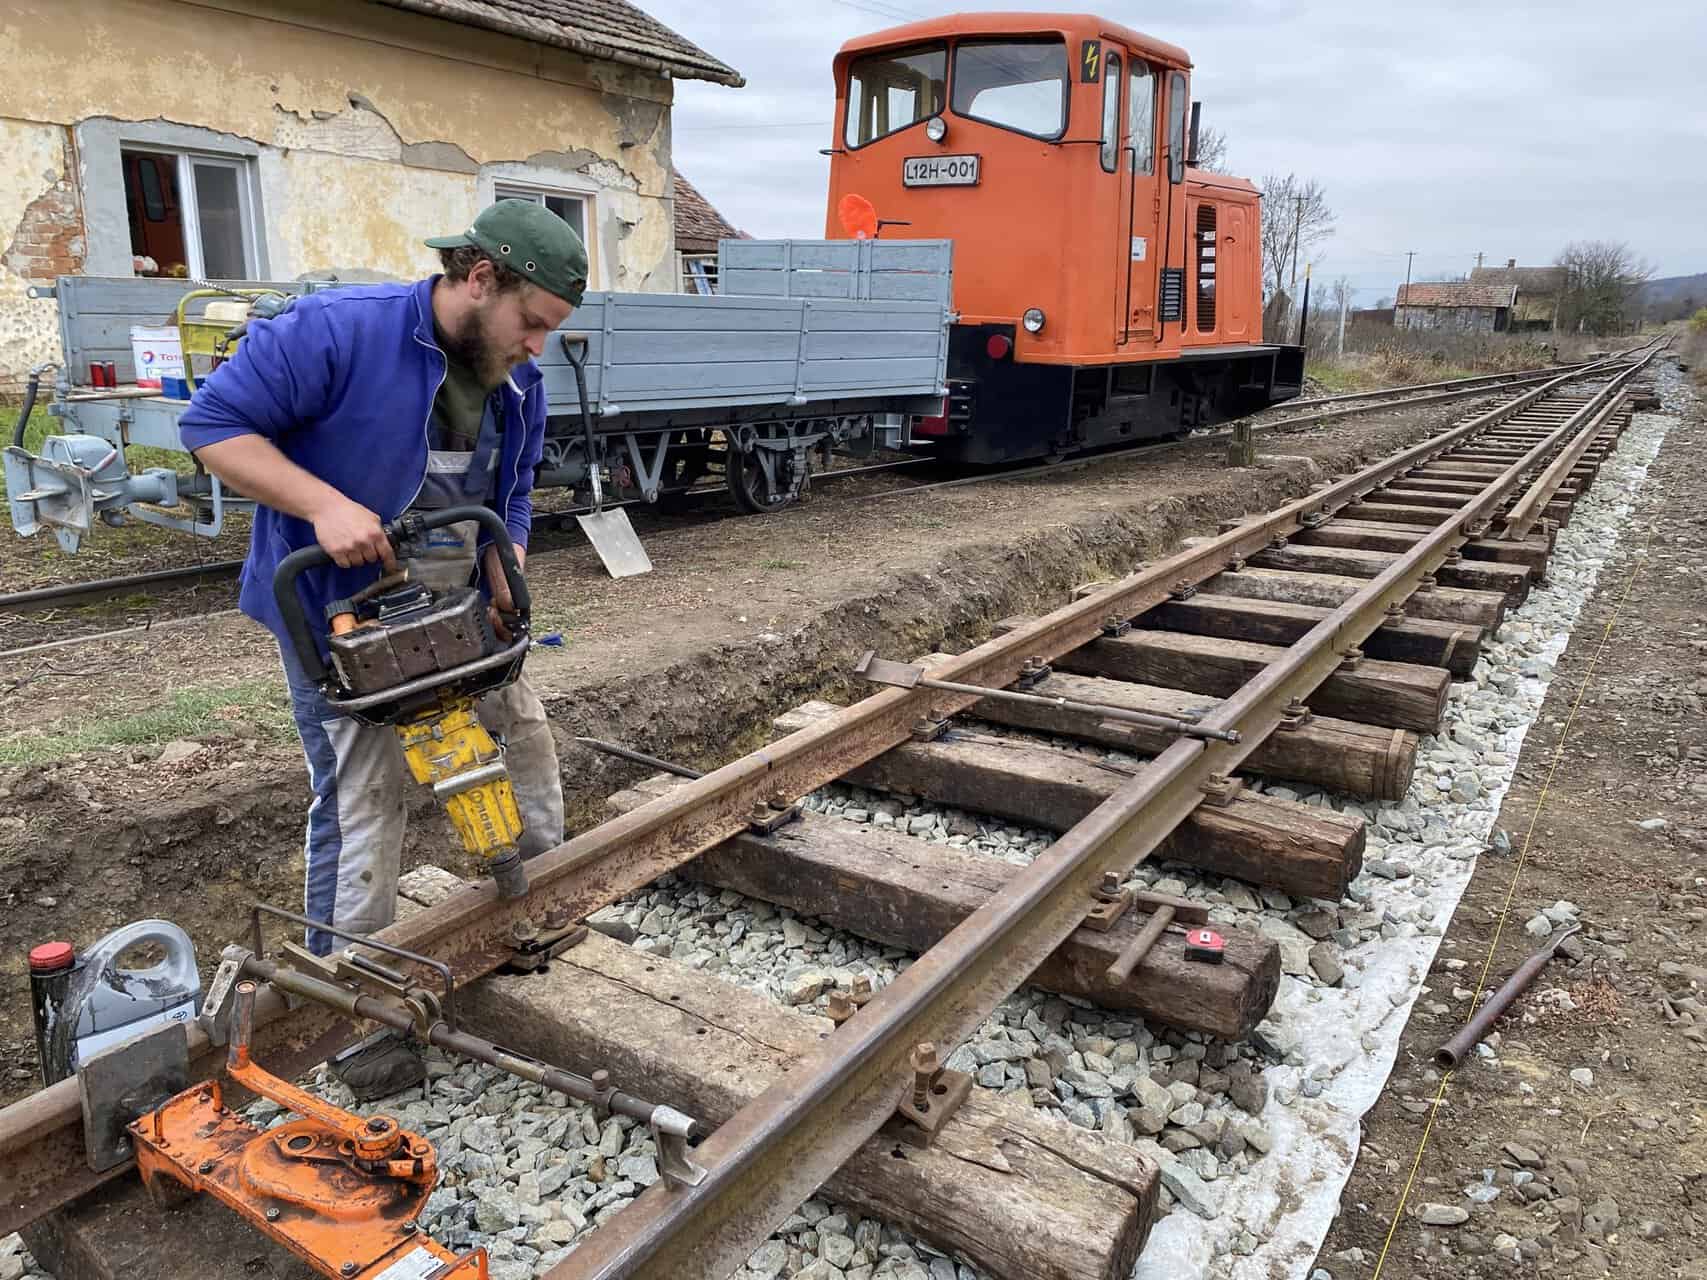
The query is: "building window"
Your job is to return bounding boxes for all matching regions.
[680,253,718,295]
[494,183,594,284]
[122,149,258,279]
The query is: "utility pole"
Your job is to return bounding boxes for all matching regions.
[1402,250,1416,302]
[1475,251,1484,270]
[1337,283,1349,357]
[1287,196,1304,330]
[1283,197,1297,302]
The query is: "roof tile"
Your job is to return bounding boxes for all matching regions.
[373,0,742,85]
[1396,282,1518,309]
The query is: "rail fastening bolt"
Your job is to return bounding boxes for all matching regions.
[401,1220,417,1235]
[851,974,872,998]
[198,1159,215,1174]
[342,1263,358,1277]
[1099,871,1121,897]
[910,1042,938,1112]
[264,1207,280,1222]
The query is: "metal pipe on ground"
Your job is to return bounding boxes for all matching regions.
[1434,925,1580,1070]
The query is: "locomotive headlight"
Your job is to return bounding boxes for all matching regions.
[1022,307,1046,334]
[925,115,947,143]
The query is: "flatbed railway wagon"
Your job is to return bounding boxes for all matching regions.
[4,240,952,554]
[825,11,1305,462]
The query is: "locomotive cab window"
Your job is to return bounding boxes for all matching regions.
[845,44,947,148]
[1128,61,1155,175]
[1098,52,1123,172]
[1167,71,1189,183]
[951,39,1069,140]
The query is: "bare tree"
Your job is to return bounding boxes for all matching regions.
[1555,240,1652,335]
[1193,125,1230,173]
[1259,174,1334,302]
[1329,275,1354,317]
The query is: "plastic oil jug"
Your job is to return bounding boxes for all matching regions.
[29,920,200,1085]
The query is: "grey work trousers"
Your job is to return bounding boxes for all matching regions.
[281,642,563,954]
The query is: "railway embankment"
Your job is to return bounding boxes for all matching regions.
[0,395,1487,1103]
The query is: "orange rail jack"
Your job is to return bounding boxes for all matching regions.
[130,980,486,1280]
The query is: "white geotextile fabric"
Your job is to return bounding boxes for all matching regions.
[1135,402,1677,1280]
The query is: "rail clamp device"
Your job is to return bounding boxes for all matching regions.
[273,506,534,899]
[132,980,490,1280]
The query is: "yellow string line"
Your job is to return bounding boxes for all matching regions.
[1370,522,1654,1278]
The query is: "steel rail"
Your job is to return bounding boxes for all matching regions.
[0,351,1642,1239]
[1280,360,1598,411]
[1498,352,1657,538]
[0,558,244,613]
[544,351,1653,1280]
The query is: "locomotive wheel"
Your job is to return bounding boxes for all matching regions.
[726,444,802,515]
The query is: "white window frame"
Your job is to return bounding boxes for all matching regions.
[124,150,263,280]
[679,252,718,295]
[490,179,600,289]
[77,119,273,279]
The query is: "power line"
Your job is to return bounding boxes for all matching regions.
[676,121,834,131]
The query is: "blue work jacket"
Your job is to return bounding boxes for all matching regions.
[178,278,547,661]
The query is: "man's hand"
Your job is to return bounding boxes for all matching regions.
[311,495,396,570]
[192,436,397,571]
[484,543,526,643]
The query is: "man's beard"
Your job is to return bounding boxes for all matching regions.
[441,305,512,390]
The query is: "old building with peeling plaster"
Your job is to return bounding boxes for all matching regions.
[0,0,742,390]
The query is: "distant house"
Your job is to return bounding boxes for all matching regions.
[1468,260,1567,331]
[1393,282,1518,334]
[673,172,746,293]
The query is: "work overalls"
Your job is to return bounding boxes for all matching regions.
[281,399,565,955]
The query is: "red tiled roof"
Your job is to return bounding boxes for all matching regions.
[1396,282,1517,309]
[371,0,742,85]
[674,172,745,252]
[1468,265,1567,296]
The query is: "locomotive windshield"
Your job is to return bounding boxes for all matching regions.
[844,44,947,147]
[951,39,1069,140]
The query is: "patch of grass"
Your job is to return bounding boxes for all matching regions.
[757,557,807,571]
[0,678,295,766]
[1303,362,1376,393]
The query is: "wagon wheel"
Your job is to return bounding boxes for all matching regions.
[726,440,804,515]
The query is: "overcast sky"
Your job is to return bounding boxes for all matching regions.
[644,0,1707,303]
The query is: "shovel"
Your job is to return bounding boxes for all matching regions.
[561,334,652,578]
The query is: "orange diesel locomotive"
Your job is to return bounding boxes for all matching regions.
[826,12,1304,464]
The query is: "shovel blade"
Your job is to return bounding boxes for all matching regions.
[576,507,654,578]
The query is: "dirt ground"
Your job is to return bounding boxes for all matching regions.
[1317,370,1707,1277]
[0,398,1495,1103]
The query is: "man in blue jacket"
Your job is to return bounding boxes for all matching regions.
[180,199,584,1096]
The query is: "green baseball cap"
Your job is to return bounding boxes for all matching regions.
[427,198,588,306]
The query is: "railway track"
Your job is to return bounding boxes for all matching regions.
[0,340,1667,1279]
[0,355,1638,629]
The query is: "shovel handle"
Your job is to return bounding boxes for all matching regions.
[560,333,604,510]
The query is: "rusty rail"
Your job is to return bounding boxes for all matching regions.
[1498,349,1658,539]
[0,348,1652,1243]
[539,349,1659,1278]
